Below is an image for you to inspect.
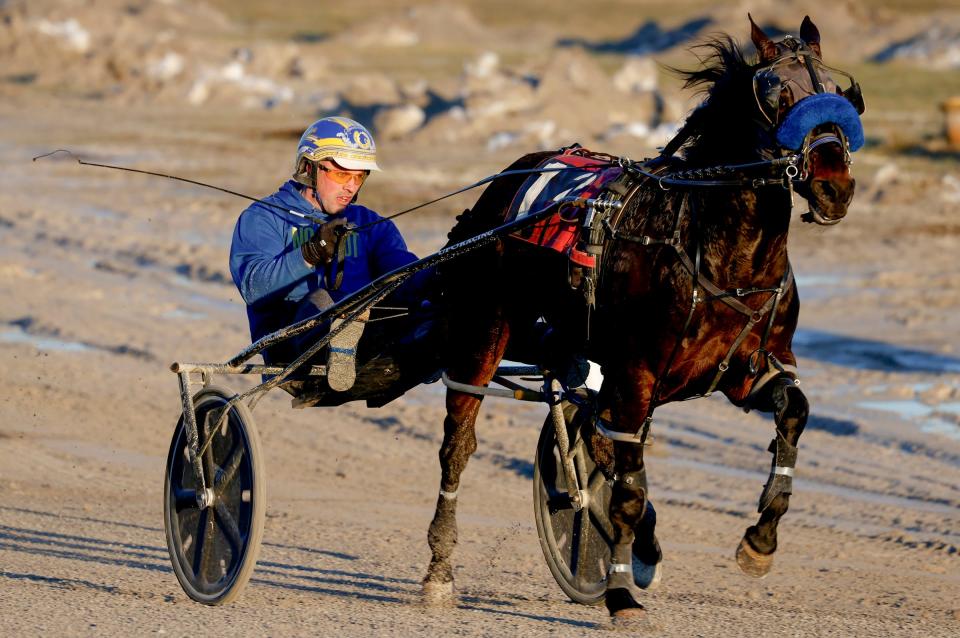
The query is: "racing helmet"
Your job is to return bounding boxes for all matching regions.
[293,116,381,188]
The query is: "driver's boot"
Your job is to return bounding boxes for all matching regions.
[302,289,367,393]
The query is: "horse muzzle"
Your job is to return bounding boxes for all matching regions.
[800,175,855,225]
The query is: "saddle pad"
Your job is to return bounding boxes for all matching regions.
[506,148,622,267]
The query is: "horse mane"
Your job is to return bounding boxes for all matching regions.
[669,36,762,165]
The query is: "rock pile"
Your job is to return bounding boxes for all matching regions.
[6,0,953,154]
[873,22,960,69]
[410,48,682,151]
[0,0,679,151]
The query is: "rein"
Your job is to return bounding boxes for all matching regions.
[621,154,802,190]
[33,148,617,232]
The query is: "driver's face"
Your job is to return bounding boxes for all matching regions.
[313,160,368,214]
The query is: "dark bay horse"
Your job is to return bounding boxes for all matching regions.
[423,15,862,623]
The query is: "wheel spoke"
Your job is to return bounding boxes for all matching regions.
[173,488,198,512]
[543,444,574,509]
[570,441,585,481]
[585,467,618,542]
[587,473,608,521]
[215,443,245,493]
[195,507,217,583]
[546,493,575,512]
[214,500,244,552]
[574,504,593,583]
[191,509,209,580]
[564,437,593,584]
[568,508,584,577]
[586,467,607,495]
[587,507,616,547]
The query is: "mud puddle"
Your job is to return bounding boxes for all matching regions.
[794,329,960,374]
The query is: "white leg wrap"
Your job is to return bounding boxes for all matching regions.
[595,416,651,445]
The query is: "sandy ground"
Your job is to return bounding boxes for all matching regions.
[3,4,960,636]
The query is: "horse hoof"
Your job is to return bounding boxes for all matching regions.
[736,538,774,578]
[633,560,662,590]
[421,579,455,605]
[610,607,654,632]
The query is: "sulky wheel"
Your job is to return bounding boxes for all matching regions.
[533,400,614,606]
[164,386,265,605]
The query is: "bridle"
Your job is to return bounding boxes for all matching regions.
[752,36,860,186]
[616,37,860,202]
[752,36,864,127]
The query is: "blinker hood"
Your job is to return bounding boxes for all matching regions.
[777,93,864,152]
[775,93,864,152]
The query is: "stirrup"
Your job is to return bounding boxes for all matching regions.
[327,310,368,392]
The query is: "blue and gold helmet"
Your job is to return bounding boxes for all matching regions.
[293,116,380,187]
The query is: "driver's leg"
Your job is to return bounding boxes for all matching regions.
[293,288,367,392]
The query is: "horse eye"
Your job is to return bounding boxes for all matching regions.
[778,86,792,108]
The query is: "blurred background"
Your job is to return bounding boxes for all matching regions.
[4,0,960,222]
[2,3,960,634]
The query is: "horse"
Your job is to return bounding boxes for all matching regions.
[422,15,863,624]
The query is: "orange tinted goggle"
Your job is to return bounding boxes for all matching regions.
[317,164,368,186]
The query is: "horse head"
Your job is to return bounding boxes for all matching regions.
[750,15,863,225]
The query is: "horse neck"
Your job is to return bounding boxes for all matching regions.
[691,187,792,289]
[675,121,793,287]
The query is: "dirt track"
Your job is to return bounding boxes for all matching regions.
[2,2,960,635]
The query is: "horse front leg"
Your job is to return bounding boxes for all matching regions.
[605,441,652,620]
[737,375,808,577]
[422,318,511,603]
[600,367,658,624]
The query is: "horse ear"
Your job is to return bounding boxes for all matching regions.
[800,16,822,57]
[749,13,777,62]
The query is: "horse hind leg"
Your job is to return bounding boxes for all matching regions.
[737,375,808,577]
[631,498,663,589]
[421,318,511,604]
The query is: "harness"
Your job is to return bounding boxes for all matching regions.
[618,219,794,400]
[567,151,804,445]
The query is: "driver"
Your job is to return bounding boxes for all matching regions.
[229,117,419,391]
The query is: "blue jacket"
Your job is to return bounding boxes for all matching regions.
[229,180,417,355]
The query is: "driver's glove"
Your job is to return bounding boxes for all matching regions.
[301,217,348,267]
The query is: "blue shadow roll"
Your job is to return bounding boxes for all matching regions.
[776,93,864,152]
